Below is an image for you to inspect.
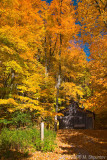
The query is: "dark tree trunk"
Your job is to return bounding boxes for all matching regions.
[55,0,63,131]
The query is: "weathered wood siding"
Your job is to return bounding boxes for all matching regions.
[58,103,95,129]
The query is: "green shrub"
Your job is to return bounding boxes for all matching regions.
[0,127,56,153]
[0,111,32,129]
[0,128,12,150]
[12,111,32,128]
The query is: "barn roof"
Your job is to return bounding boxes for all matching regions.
[58,102,95,115]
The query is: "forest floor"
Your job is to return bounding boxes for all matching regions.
[1,129,107,160]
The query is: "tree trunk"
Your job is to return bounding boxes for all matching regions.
[44,37,48,77]
[55,0,63,131]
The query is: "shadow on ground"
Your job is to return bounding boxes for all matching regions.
[57,129,107,158]
[0,150,32,160]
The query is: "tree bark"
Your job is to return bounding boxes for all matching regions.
[55,0,63,131]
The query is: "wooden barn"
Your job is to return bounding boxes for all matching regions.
[58,101,95,129]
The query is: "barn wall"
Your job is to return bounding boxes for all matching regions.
[58,108,94,129]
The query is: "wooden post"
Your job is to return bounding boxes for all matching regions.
[40,122,44,141]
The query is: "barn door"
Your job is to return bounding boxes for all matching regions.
[74,115,86,128]
[86,117,93,129]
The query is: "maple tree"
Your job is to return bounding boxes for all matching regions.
[0,0,53,125]
[0,0,100,129]
[76,0,107,127]
[77,0,107,43]
[86,35,107,113]
[44,0,82,129]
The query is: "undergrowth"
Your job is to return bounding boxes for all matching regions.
[0,127,56,155]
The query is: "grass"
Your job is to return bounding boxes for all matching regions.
[0,126,56,159]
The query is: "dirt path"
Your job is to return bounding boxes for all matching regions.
[56,129,107,160]
[28,129,107,160]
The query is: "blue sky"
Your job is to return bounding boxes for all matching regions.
[43,0,91,61]
[45,0,77,5]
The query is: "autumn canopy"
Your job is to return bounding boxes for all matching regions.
[0,0,106,128]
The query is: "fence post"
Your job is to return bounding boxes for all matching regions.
[40,122,44,141]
